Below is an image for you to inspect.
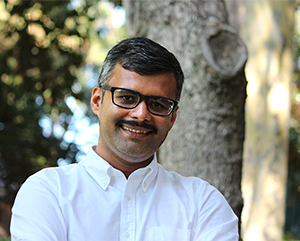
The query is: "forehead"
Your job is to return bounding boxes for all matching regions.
[108,64,177,99]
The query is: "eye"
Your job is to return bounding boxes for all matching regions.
[118,94,137,104]
[121,95,134,101]
[114,90,139,105]
[152,101,166,108]
[149,98,171,111]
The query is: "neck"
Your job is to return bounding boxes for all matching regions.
[94,145,154,179]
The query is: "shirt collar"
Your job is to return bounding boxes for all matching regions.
[136,155,158,192]
[82,146,158,191]
[82,147,113,190]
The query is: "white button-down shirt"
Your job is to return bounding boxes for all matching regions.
[11,147,238,241]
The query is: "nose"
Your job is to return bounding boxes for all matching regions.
[129,100,152,121]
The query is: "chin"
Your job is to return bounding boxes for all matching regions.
[118,149,154,164]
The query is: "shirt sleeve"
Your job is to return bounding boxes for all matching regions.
[193,183,239,241]
[10,171,67,241]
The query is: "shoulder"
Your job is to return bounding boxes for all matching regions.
[156,166,238,238]
[157,163,213,192]
[20,162,82,194]
[156,164,229,208]
[34,162,80,179]
[157,163,235,212]
[12,162,85,215]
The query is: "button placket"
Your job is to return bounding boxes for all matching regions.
[120,182,137,241]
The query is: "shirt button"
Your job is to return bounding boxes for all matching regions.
[126,195,131,201]
[143,182,147,188]
[124,232,130,239]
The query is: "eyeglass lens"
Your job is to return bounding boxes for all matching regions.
[113,89,174,115]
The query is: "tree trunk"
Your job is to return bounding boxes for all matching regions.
[123,0,247,223]
[225,1,295,240]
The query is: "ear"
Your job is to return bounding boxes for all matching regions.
[168,105,179,131]
[90,87,102,115]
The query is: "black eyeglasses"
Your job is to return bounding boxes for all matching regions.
[100,84,178,116]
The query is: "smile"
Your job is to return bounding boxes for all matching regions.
[122,126,149,134]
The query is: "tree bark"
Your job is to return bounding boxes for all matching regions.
[225,1,295,240]
[123,0,247,223]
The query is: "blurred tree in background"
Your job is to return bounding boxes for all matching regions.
[285,7,300,238]
[0,0,126,204]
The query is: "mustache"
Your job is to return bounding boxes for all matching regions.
[116,120,158,134]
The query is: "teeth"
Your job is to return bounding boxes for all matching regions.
[122,126,148,134]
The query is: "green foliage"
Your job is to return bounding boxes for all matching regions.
[0,0,127,203]
[288,14,300,204]
[283,232,300,241]
[285,8,300,239]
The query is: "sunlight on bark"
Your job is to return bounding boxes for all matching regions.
[241,1,293,240]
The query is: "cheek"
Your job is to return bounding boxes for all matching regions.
[155,118,174,134]
[100,103,129,124]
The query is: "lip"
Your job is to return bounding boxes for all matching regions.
[120,124,153,138]
[122,125,150,134]
[116,119,157,135]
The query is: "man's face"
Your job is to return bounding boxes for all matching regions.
[91,64,178,167]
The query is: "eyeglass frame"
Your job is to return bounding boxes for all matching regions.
[100,84,178,116]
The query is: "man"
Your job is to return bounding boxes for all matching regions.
[10,37,238,240]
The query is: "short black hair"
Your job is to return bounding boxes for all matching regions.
[98,37,184,100]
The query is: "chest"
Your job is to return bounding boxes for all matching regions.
[59,180,195,241]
